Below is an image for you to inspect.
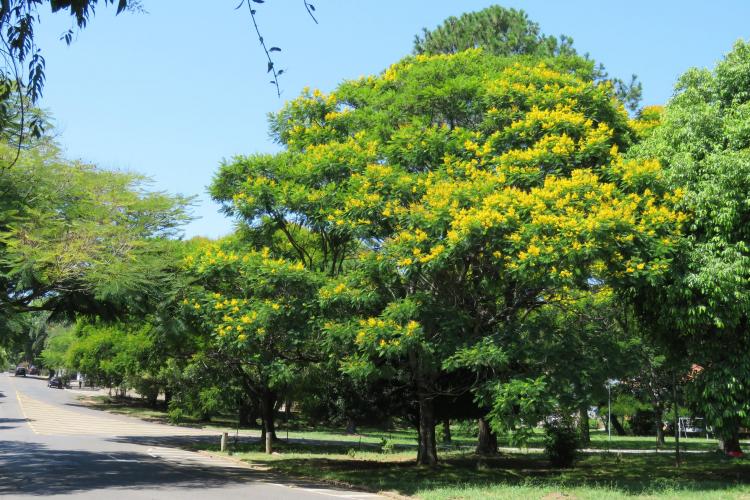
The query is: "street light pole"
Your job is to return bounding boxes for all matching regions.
[608,382,612,445]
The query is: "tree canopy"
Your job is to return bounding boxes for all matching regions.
[212,49,681,464]
[630,40,750,452]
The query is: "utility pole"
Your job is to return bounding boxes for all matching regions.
[672,371,680,466]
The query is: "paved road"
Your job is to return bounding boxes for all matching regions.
[0,373,384,500]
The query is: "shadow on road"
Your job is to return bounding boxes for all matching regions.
[109,433,256,449]
[0,439,260,496]
[0,417,30,431]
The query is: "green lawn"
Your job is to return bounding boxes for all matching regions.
[80,395,726,453]
[83,395,750,498]
[82,396,750,451]
[191,440,750,499]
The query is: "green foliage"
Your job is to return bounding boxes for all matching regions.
[413,5,576,58]
[488,377,554,446]
[630,40,750,441]
[211,49,681,464]
[40,324,76,371]
[544,420,580,467]
[0,140,192,323]
[413,5,642,112]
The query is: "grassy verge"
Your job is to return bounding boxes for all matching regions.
[81,396,750,498]
[193,440,750,499]
[79,395,731,453]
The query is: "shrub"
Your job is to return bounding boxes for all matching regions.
[544,422,579,467]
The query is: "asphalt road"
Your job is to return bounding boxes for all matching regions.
[0,373,383,500]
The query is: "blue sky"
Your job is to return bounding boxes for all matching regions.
[35,1,750,239]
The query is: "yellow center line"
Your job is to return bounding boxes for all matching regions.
[15,390,39,435]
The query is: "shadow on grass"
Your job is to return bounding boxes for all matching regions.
[207,441,750,497]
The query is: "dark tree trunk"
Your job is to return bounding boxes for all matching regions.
[260,390,278,452]
[611,415,627,436]
[163,389,173,409]
[718,425,743,454]
[284,398,292,422]
[346,417,358,435]
[476,417,498,456]
[239,400,258,427]
[442,419,452,444]
[146,391,158,409]
[416,393,438,466]
[578,406,590,446]
[655,406,665,447]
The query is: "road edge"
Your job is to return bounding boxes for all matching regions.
[196,449,408,499]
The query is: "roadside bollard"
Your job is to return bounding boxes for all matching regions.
[221,432,228,452]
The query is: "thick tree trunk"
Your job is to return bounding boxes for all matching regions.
[442,419,452,444]
[611,415,627,436]
[476,417,498,456]
[260,390,278,453]
[718,424,743,454]
[578,406,590,445]
[655,406,665,447]
[416,394,438,466]
[163,389,173,409]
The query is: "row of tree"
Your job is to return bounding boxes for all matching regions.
[2,5,749,466]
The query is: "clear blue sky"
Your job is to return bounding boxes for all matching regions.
[35,1,750,239]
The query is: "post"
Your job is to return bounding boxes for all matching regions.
[221,432,228,452]
[265,427,273,454]
[608,383,612,446]
[672,372,680,466]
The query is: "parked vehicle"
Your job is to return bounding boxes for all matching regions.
[14,367,26,377]
[28,366,39,375]
[47,377,64,389]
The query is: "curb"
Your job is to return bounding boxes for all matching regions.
[196,449,407,499]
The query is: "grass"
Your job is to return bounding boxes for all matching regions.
[79,395,727,453]
[82,395,750,498]
[189,440,750,499]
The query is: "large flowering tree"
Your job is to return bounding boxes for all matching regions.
[212,50,681,464]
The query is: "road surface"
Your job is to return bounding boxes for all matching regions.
[0,373,384,500]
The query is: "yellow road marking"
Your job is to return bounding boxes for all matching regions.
[15,390,39,435]
[13,391,214,437]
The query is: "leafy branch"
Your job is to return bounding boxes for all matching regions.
[239,0,318,98]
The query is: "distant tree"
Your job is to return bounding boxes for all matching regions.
[0,140,192,324]
[413,5,575,58]
[414,5,642,112]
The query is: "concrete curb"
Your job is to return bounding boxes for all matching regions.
[196,449,407,499]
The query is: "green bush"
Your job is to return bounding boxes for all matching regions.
[544,422,579,468]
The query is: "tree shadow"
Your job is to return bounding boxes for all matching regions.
[0,438,332,496]
[224,448,750,496]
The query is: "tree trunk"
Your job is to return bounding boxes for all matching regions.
[476,417,498,456]
[416,393,438,466]
[578,406,590,445]
[655,406,665,447]
[163,389,173,409]
[346,417,358,435]
[672,372,680,466]
[260,390,278,452]
[442,419,452,444]
[718,424,743,454]
[284,398,292,422]
[239,400,257,427]
[611,415,627,436]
